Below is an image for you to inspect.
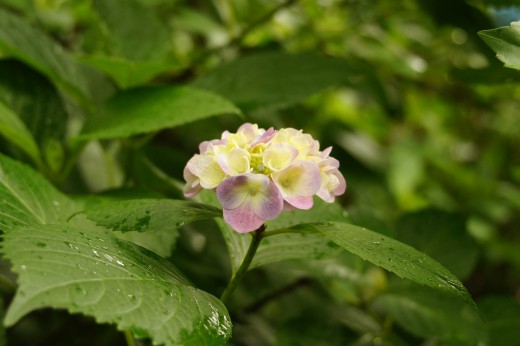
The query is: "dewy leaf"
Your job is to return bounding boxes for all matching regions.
[77,86,241,140]
[79,55,182,89]
[0,153,78,229]
[479,21,520,70]
[0,8,92,102]
[192,52,352,113]
[92,0,170,61]
[85,199,222,233]
[2,224,231,346]
[306,222,473,303]
[0,100,41,165]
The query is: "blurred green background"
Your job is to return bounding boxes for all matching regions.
[1,0,520,345]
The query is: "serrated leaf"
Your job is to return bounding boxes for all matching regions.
[396,210,479,279]
[0,8,92,102]
[77,86,241,140]
[85,199,222,233]
[79,55,181,89]
[303,222,473,303]
[2,224,231,346]
[479,21,520,70]
[192,52,352,113]
[92,0,170,61]
[0,153,77,229]
[375,285,485,344]
[0,100,41,165]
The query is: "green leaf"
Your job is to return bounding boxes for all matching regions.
[0,100,41,165]
[77,86,241,140]
[2,224,231,346]
[78,55,182,89]
[0,60,70,172]
[92,0,170,61]
[85,199,222,233]
[305,222,473,303]
[375,285,485,344]
[0,8,92,102]
[478,296,520,346]
[0,153,78,229]
[199,190,346,274]
[479,21,520,70]
[192,52,352,113]
[396,210,479,279]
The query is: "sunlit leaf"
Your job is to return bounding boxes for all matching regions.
[192,52,352,113]
[479,21,520,70]
[77,86,241,140]
[2,224,231,346]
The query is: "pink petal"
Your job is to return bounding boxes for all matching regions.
[284,195,314,210]
[252,127,276,147]
[223,206,265,233]
[333,170,347,195]
[216,175,250,209]
[250,179,283,220]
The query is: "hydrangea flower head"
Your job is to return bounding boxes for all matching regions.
[184,123,346,233]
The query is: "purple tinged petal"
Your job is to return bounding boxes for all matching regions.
[223,207,265,233]
[183,166,201,197]
[333,170,347,195]
[250,179,283,220]
[284,195,314,210]
[272,160,321,198]
[252,127,276,147]
[216,175,250,209]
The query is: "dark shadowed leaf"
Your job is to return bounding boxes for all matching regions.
[396,210,479,279]
[192,52,352,113]
[375,284,484,345]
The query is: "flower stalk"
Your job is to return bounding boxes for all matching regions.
[220,224,266,305]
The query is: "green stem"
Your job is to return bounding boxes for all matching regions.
[220,225,265,305]
[124,330,137,346]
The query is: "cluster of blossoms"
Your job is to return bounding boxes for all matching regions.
[184,123,346,233]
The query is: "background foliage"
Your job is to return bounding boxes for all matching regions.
[0,0,519,345]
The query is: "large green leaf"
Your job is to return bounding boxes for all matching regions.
[479,21,520,70]
[375,285,485,344]
[79,55,182,89]
[0,100,41,165]
[303,222,473,303]
[0,8,91,102]
[2,224,231,346]
[0,153,77,229]
[395,210,479,279]
[77,86,241,140]
[92,0,170,61]
[85,199,221,233]
[192,52,352,113]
